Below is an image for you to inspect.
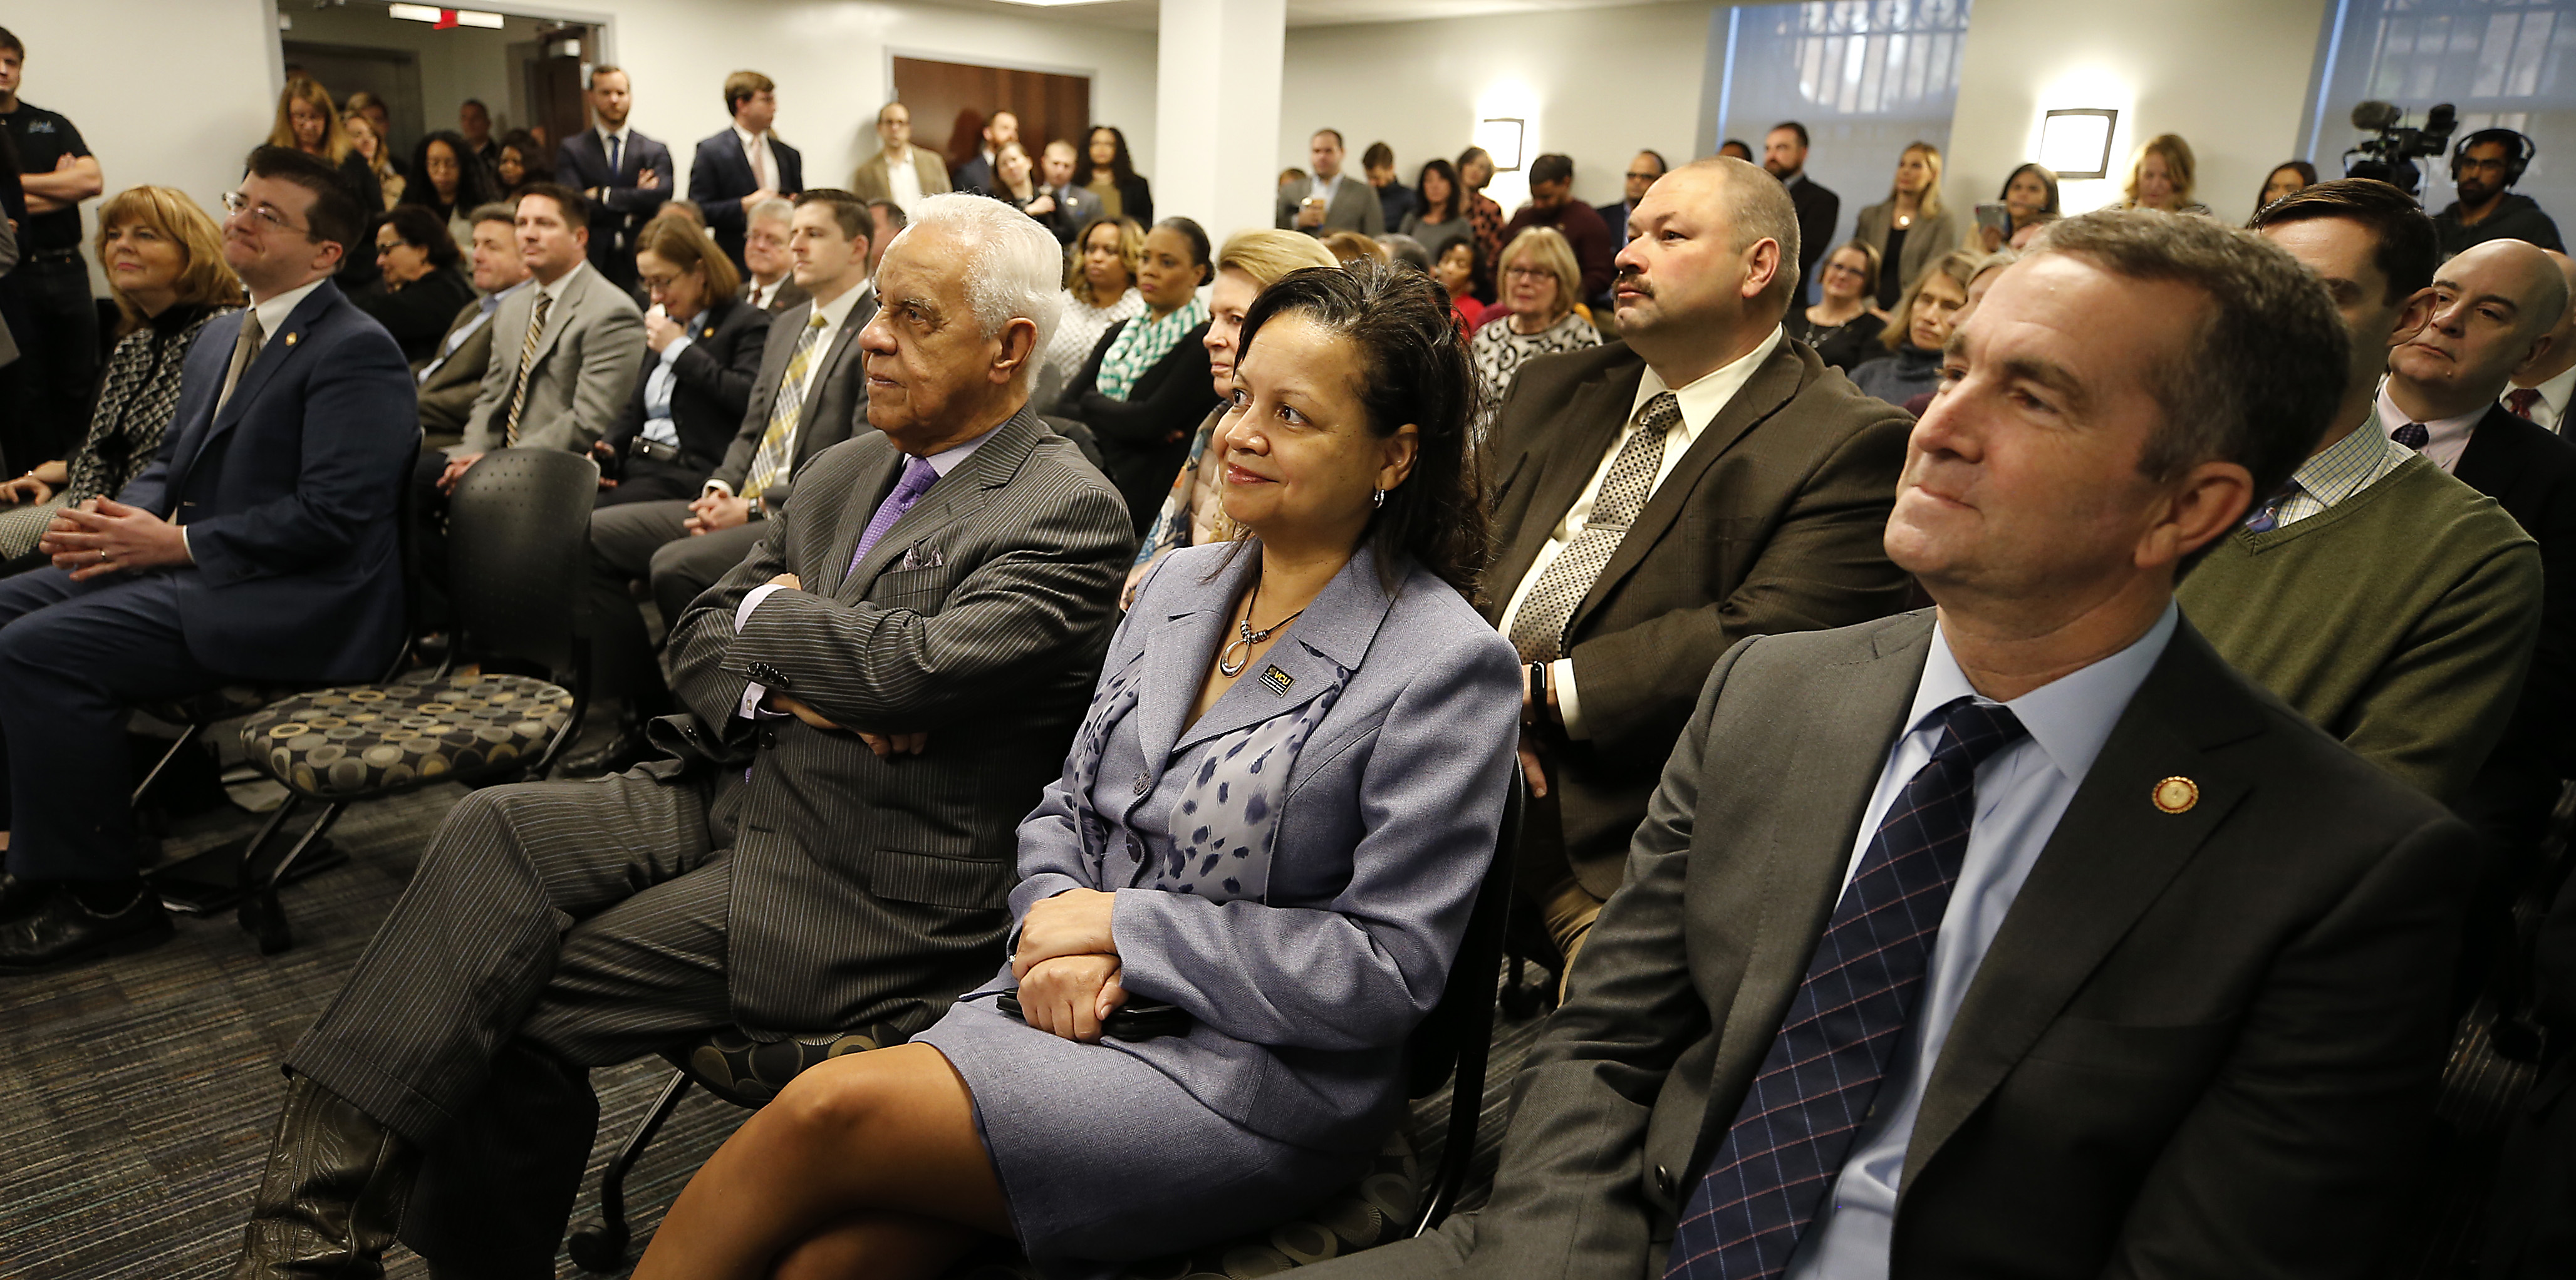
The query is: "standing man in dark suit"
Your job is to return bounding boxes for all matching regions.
[1277,128,1385,236]
[949,108,1016,197]
[1033,139,1103,247]
[1765,120,1840,289]
[690,70,802,272]
[0,148,416,973]
[569,188,878,775]
[1312,209,2477,1280]
[227,192,1134,1277]
[1490,157,1913,974]
[553,65,673,296]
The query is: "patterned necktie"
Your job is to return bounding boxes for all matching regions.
[216,312,266,416]
[2508,388,2543,421]
[1508,392,1683,663]
[747,313,828,498]
[2392,421,2430,450]
[1665,698,2029,1280]
[847,457,940,577]
[2242,482,2297,534]
[502,291,554,446]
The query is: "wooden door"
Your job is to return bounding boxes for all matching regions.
[890,56,1093,178]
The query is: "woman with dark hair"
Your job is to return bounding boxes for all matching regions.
[2254,160,2319,221]
[353,205,474,364]
[402,129,500,247]
[1978,162,2059,251]
[1074,125,1154,227]
[1400,157,1468,254]
[1038,215,1146,410]
[1431,232,1480,328]
[494,128,551,199]
[1789,239,1889,372]
[1456,146,1508,301]
[631,257,1519,1280]
[1060,215,1220,532]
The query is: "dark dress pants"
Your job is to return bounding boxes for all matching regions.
[0,258,101,470]
[595,454,710,508]
[586,498,695,708]
[286,766,745,1274]
[649,517,767,625]
[0,569,219,881]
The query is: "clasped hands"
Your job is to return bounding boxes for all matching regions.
[754,572,926,758]
[1013,888,1125,1043]
[40,498,192,581]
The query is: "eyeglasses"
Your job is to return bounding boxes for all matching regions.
[221,190,309,237]
[1504,264,1554,281]
[1624,171,1661,182]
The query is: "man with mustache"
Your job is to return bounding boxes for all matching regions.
[1478,157,1913,989]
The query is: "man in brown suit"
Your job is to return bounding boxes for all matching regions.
[413,204,529,448]
[1490,157,1913,969]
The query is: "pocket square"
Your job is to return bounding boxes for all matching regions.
[900,545,945,570]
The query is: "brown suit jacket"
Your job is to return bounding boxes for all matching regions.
[415,296,497,441]
[1486,338,1913,896]
[848,148,953,207]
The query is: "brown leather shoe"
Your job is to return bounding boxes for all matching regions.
[230,1077,418,1279]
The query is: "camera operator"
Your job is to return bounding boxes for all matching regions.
[2436,128,2564,258]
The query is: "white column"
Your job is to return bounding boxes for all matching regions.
[1153,0,1285,241]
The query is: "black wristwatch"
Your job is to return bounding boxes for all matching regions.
[1524,662,1550,731]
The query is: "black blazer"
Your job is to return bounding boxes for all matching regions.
[952,153,995,197]
[1785,172,1841,286]
[689,128,805,266]
[1081,172,1153,229]
[352,267,476,365]
[601,296,772,475]
[2456,402,2576,781]
[554,127,675,277]
[1059,317,1217,535]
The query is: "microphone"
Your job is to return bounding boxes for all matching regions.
[2352,100,2404,131]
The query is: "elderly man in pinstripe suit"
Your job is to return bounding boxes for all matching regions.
[229,194,1135,1280]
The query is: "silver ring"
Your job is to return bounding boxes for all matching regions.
[97,550,107,564]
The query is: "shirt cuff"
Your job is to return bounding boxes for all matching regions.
[662,333,695,363]
[704,478,735,498]
[180,527,195,565]
[1552,658,1586,740]
[731,582,791,720]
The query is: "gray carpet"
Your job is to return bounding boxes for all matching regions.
[0,773,1547,1279]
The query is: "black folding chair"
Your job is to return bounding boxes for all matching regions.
[226,448,596,953]
[566,775,1526,1274]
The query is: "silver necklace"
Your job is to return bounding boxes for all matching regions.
[1219,581,1305,677]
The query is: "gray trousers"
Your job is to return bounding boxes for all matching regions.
[288,768,748,1274]
[586,499,766,706]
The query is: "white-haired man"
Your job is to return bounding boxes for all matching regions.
[227,193,1138,1279]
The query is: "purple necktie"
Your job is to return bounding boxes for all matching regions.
[847,456,939,577]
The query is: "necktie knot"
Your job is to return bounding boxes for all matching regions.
[1641,391,1683,437]
[2508,388,2543,420]
[2241,483,2295,534]
[1929,697,2027,773]
[2393,421,2431,450]
[891,455,939,502]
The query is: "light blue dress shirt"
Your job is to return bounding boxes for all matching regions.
[418,278,529,385]
[638,329,696,449]
[1784,602,2179,1280]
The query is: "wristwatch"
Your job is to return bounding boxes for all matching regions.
[1524,662,1552,731]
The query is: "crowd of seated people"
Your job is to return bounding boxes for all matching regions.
[3,24,2576,1276]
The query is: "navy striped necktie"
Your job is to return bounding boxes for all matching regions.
[1665,696,2028,1279]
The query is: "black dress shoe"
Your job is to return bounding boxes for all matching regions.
[231,1077,417,1280]
[558,723,650,778]
[0,872,48,922]
[0,880,174,974]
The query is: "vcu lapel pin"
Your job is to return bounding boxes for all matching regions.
[2151,776,2199,814]
[283,332,298,346]
[1260,665,1293,696]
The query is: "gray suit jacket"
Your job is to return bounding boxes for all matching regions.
[1276,175,1387,236]
[415,296,497,440]
[707,286,878,508]
[984,542,1520,1151]
[1316,611,2476,1279]
[1852,200,1967,300]
[458,262,647,455]
[655,406,1135,1033]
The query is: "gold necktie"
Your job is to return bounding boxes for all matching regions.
[216,312,266,416]
[745,313,827,498]
[503,291,555,447]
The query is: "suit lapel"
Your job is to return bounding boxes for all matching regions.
[751,299,811,424]
[1574,341,1804,632]
[1168,547,1396,757]
[193,282,339,478]
[1489,359,1642,606]
[834,410,1041,600]
[1131,552,1250,786]
[524,269,586,369]
[2452,403,2521,501]
[1897,623,2266,1195]
[796,292,874,443]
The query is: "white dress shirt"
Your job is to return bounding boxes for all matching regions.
[1784,602,2180,1280]
[734,420,1004,720]
[2377,378,2486,474]
[1497,326,1786,737]
[735,125,777,193]
[2507,361,2576,433]
[885,145,925,213]
[704,281,872,498]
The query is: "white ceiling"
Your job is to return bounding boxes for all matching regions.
[907,0,1706,33]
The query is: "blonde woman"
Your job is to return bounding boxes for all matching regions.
[268,78,350,164]
[1469,225,1601,441]
[0,188,244,568]
[1851,246,1985,406]
[1125,226,1341,600]
[2122,133,2213,215]
[343,111,404,212]
[1036,215,1147,410]
[1852,140,1965,308]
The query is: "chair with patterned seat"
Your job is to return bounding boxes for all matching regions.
[225,447,598,953]
[566,777,1526,1274]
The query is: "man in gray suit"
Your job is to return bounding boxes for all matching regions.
[1277,128,1386,237]
[1312,214,2480,1279]
[570,187,880,775]
[1034,138,1104,246]
[442,183,647,475]
[412,204,528,449]
[227,192,1134,1277]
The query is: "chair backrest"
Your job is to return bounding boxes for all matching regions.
[1406,773,1525,1100]
[447,446,599,677]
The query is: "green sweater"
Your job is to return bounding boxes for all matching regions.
[2178,453,2542,805]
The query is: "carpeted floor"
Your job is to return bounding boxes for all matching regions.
[0,759,1546,1279]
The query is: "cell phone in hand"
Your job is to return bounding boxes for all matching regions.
[1975,202,2012,237]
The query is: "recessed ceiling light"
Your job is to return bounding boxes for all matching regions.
[987,0,1131,6]
[388,4,505,28]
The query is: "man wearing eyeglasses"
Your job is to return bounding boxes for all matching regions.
[0,147,417,974]
[1598,149,1667,249]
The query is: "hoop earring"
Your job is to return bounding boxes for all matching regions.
[1371,487,1387,509]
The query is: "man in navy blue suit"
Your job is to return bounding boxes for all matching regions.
[0,147,417,974]
[688,70,803,271]
[553,65,672,295]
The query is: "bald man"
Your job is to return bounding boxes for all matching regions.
[2505,249,2576,434]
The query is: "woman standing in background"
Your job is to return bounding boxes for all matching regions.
[1851,141,1964,309]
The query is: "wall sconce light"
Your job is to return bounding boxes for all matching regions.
[2039,108,2119,180]
[1475,118,1527,172]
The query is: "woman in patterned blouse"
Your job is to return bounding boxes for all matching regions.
[0,187,244,570]
[1457,146,1508,304]
[1468,226,1601,445]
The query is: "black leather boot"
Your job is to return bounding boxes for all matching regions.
[230,1076,419,1280]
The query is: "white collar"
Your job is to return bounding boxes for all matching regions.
[808,279,873,333]
[531,257,588,303]
[1631,325,1787,431]
[247,276,330,339]
[2521,361,2576,419]
[734,124,768,152]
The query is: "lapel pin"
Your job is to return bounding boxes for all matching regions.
[1260,665,1294,696]
[2151,776,2199,814]
[283,333,298,346]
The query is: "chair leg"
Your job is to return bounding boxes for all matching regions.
[235,800,341,956]
[131,721,207,808]
[568,1069,695,1273]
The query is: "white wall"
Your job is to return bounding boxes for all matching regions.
[1946,0,2329,223]
[1278,3,1716,218]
